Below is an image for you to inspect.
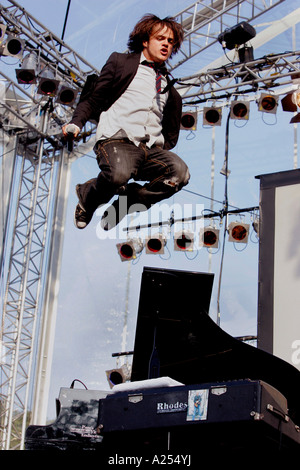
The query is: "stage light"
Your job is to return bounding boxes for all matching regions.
[37,68,60,97]
[230,100,250,120]
[218,21,256,51]
[252,219,259,237]
[238,45,254,63]
[228,221,250,244]
[116,238,143,261]
[1,34,24,59]
[106,364,131,389]
[203,106,222,126]
[257,93,278,114]
[199,226,219,249]
[293,91,300,108]
[281,91,299,112]
[56,83,78,106]
[174,230,194,252]
[280,90,300,123]
[180,111,197,130]
[15,51,38,84]
[145,233,166,254]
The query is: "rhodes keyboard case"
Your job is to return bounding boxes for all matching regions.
[98,379,300,452]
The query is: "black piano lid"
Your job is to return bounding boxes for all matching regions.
[131,267,300,426]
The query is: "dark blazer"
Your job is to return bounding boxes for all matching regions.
[71,52,182,150]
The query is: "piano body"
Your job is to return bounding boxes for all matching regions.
[25,267,300,453]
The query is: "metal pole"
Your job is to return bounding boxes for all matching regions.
[31,146,72,426]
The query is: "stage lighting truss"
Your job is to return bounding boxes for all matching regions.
[199,226,220,249]
[0,26,79,107]
[116,238,144,262]
[230,99,250,121]
[203,105,222,126]
[145,233,167,255]
[106,364,131,389]
[180,111,198,130]
[174,230,195,252]
[257,92,279,114]
[228,221,250,244]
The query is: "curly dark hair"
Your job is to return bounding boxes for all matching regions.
[127,14,184,57]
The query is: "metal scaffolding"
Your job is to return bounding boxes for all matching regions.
[1,136,57,449]
[0,0,296,450]
[170,0,285,72]
[0,0,97,449]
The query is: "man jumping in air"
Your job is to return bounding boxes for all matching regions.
[62,14,190,231]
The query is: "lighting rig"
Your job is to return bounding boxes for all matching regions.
[181,88,285,131]
[1,11,299,147]
[176,47,300,116]
[0,11,98,149]
[116,204,259,262]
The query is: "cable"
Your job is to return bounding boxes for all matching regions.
[70,379,88,389]
[182,188,240,209]
[216,111,231,326]
[59,0,72,51]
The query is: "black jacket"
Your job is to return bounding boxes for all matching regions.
[71,52,182,150]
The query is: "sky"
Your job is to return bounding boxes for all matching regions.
[1,0,300,422]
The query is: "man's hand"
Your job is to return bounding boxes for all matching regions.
[62,123,80,138]
[62,123,80,152]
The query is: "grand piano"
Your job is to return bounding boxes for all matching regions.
[25,267,300,455]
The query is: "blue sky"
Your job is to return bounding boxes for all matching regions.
[2,0,300,421]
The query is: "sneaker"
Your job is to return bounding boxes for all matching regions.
[74,184,93,229]
[74,203,93,229]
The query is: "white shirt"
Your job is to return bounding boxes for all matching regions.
[95,53,168,148]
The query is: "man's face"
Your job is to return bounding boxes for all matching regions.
[143,25,174,64]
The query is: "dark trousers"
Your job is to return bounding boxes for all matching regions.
[77,138,190,214]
